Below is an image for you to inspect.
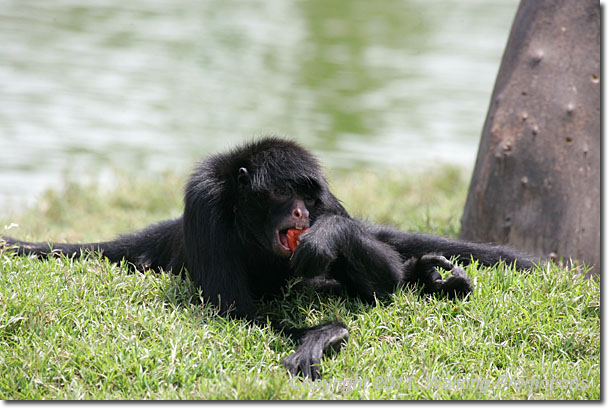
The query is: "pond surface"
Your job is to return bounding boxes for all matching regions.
[0,0,518,208]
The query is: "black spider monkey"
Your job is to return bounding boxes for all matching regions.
[2,137,533,380]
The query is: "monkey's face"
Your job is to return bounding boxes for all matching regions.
[266,186,315,258]
[235,166,319,258]
[237,187,314,258]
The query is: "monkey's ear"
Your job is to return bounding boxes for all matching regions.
[237,167,250,186]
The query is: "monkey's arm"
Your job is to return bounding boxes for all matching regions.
[367,224,536,271]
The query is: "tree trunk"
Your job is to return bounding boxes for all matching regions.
[460,0,600,273]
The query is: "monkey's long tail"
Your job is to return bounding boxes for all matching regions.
[1,236,130,264]
[1,217,184,272]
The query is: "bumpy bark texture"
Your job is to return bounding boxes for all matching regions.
[460,0,600,272]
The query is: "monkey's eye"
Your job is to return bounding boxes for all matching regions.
[304,195,316,208]
[272,187,292,200]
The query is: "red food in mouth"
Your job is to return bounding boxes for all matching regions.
[279,228,309,253]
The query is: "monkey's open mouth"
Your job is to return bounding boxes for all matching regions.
[278,229,291,251]
[276,227,309,255]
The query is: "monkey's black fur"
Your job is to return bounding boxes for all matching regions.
[2,137,533,380]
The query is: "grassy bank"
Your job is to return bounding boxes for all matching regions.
[0,168,600,399]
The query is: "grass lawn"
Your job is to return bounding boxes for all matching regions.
[0,168,600,400]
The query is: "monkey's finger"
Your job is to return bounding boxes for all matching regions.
[420,254,454,271]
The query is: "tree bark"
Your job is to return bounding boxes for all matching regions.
[460,0,600,273]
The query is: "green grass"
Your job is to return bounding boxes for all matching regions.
[0,168,600,399]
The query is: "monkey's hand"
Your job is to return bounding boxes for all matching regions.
[403,254,473,299]
[283,322,349,380]
[290,216,342,278]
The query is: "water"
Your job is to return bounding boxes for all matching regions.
[0,0,518,209]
